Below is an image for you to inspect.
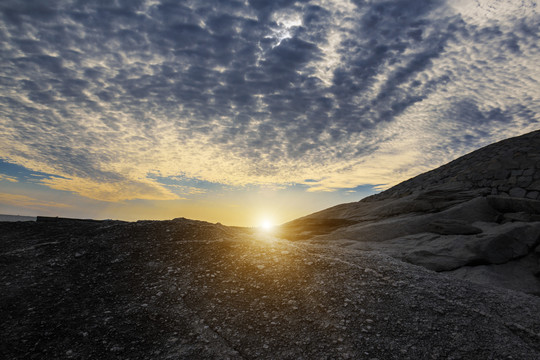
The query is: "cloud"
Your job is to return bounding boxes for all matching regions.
[0,193,71,209]
[164,184,207,196]
[38,176,180,202]
[0,0,538,201]
[0,174,18,182]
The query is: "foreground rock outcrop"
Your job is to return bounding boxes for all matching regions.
[1,218,540,359]
[280,130,540,296]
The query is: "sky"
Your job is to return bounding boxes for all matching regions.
[0,0,539,227]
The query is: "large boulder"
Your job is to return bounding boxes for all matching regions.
[405,222,540,271]
[312,197,498,243]
[486,195,540,214]
[338,221,540,273]
[448,253,540,295]
[284,130,540,295]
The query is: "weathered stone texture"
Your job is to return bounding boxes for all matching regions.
[290,131,540,296]
[509,187,527,198]
[365,130,540,202]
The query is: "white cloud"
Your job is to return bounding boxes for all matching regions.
[0,0,538,202]
[448,0,538,25]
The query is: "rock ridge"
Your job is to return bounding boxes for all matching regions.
[364,130,540,202]
[280,130,540,296]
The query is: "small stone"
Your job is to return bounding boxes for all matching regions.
[364,268,382,277]
[511,169,524,176]
[110,345,123,352]
[529,180,540,191]
[494,169,509,180]
[497,184,510,192]
[509,187,527,198]
[517,176,532,188]
[526,191,539,200]
[523,168,535,176]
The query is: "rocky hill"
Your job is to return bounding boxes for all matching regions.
[1,217,540,359]
[280,130,540,295]
[2,131,540,359]
[367,130,540,202]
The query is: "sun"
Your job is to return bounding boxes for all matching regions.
[260,219,274,231]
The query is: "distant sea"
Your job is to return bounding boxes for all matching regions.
[0,214,37,222]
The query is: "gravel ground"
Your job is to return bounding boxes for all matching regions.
[1,218,539,359]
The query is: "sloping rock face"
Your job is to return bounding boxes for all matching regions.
[366,129,540,202]
[280,130,540,295]
[1,219,540,359]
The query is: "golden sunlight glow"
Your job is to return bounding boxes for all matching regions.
[260,219,274,231]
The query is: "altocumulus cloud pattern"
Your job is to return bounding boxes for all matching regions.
[0,0,539,201]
